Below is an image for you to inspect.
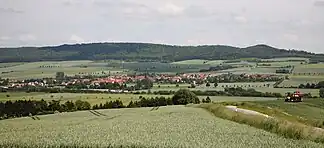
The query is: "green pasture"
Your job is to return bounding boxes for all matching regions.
[0,62,25,68]
[260,57,309,62]
[0,92,278,105]
[279,75,324,87]
[220,67,277,74]
[150,82,320,96]
[171,59,209,65]
[293,64,324,74]
[0,93,165,105]
[258,61,303,67]
[0,60,126,80]
[252,99,324,122]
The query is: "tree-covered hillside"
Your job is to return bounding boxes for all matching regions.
[0,43,323,62]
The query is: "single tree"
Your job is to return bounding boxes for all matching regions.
[205,96,211,103]
[190,83,196,88]
[214,83,218,87]
[320,88,324,98]
[172,89,200,105]
[206,83,210,87]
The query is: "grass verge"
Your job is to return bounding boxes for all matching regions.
[219,100,324,128]
[199,103,324,144]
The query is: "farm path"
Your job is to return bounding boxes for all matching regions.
[225,105,271,118]
[225,105,324,133]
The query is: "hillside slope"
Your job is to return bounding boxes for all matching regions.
[0,43,323,62]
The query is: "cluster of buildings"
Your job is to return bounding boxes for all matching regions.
[1,72,279,89]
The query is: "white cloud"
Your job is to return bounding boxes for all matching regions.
[234,16,248,24]
[0,36,11,41]
[314,1,324,7]
[0,8,24,14]
[157,3,185,16]
[282,33,299,42]
[19,34,36,41]
[0,0,323,53]
[70,35,84,43]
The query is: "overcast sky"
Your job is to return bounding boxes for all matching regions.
[0,0,324,53]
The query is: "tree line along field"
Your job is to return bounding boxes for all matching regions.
[278,75,324,87]
[0,105,322,148]
[151,82,320,96]
[0,92,278,106]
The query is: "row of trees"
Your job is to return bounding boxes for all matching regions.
[2,85,285,98]
[0,100,91,119]
[199,65,234,72]
[0,89,209,120]
[206,73,282,83]
[143,88,283,98]
[298,81,324,89]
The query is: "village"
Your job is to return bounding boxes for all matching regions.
[1,72,283,92]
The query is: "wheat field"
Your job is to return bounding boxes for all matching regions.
[0,106,323,148]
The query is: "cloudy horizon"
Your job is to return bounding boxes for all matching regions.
[0,0,324,53]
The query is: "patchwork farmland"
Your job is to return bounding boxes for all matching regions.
[1,55,324,147]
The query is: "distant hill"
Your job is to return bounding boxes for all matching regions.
[0,42,323,63]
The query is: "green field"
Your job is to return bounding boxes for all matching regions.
[0,62,25,68]
[0,60,213,79]
[151,82,320,97]
[152,82,275,91]
[1,59,322,80]
[260,57,309,62]
[228,99,324,128]
[0,105,322,148]
[279,75,324,87]
[258,61,303,67]
[293,64,324,74]
[0,60,126,80]
[171,59,209,65]
[0,92,278,105]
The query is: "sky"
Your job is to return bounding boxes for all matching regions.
[0,0,324,53]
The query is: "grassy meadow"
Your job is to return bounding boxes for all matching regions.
[152,82,319,96]
[0,92,277,106]
[217,98,324,129]
[0,105,323,148]
[0,60,125,80]
[293,64,324,74]
[279,75,324,87]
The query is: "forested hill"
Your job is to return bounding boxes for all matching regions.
[0,42,323,62]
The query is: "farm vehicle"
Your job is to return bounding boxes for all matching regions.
[284,90,303,102]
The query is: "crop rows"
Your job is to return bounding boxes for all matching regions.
[0,106,322,148]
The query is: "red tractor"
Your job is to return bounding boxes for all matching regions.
[285,90,303,102]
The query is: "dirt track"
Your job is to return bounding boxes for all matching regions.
[225,105,324,133]
[225,105,270,118]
